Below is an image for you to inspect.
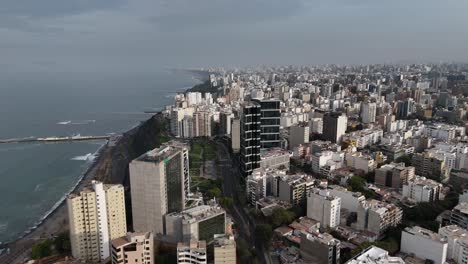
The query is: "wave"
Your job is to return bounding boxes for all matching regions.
[14,141,108,242]
[57,120,96,125]
[71,153,96,161]
[34,184,44,192]
[0,222,7,233]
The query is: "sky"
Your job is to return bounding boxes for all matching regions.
[1,0,467,72]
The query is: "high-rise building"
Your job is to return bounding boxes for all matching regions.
[307,189,341,228]
[396,98,415,119]
[360,102,377,124]
[254,99,281,149]
[240,102,261,176]
[193,110,212,137]
[213,235,236,264]
[322,112,347,143]
[400,226,448,264]
[438,225,468,264]
[111,232,154,264]
[165,204,226,243]
[67,181,127,262]
[300,231,340,264]
[130,141,190,235]
[177,240,207,264]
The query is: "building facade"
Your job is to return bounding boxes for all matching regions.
[67,181,127,262]
[177,240,207,264]
[130,141,190,235]
[307,189,341,228]
[240,102,261,176]
[400,226,448,264]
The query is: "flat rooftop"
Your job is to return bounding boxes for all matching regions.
[136,141,188,163]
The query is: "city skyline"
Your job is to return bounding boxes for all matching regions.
[1,0,468,73]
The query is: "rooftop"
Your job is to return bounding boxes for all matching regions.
[167,204,226,224]
[346,246,405,264]
[403,226,446,243]
[136,140,188,163]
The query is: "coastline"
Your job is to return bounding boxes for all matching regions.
[0,73,207,263]
[0,138,112,263]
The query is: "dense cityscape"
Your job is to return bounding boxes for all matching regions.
[4,63,468,264]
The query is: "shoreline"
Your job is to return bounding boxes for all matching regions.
[0,136,117,263]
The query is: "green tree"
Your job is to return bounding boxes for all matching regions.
[31,239,53,259]
[54,232,71,254]
[208,187,222,198]
[236,238,252,261]
[255,224,273,248]
[270,208,296,227]
[219,197,234,209]
[348,176,366,192]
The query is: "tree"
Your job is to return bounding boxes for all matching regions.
[208,187,222,198]
[395,154,412,166]
[236,238,252,261]
[54,232,71,254]
[348,176,366,192]
[219,197,234,209]
[270,208,296,227]
[255,224,273,248]
[31,239,53,259]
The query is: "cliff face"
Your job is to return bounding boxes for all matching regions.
[96,113,168,187]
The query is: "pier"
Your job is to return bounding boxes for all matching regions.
[0,135,111,144]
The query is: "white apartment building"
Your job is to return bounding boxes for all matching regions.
[177,240,207,264]
[402,176,442,203]
[67,181,127,262]
[439,225,468,264]
[451,203,468,230]
[307,189,341,228]
[400,226,448,264]
[311,151,344,174]
[246,168,269,206]
[424,123,465,142]
[327,185,365,212]
[346,246,404,264]
[259,148,290,170]
[342,129,383,149]
[345,152,376,174]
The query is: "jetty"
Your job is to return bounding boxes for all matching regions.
[0,135,110,144]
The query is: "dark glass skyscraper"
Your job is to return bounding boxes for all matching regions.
[240,102,261,176]
[254,99,281,149]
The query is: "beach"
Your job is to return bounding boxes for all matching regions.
[0,140,111,264]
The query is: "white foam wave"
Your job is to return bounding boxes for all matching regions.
[34,184,44,192]
[0,222,7,233]
[57,121,71,125]
[71,153,96,161]
[57,120,96,125]
[10,141,109,243]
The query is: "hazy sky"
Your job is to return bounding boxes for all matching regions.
[1,0,467,72]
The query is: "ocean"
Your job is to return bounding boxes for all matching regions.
[0,70,198,243]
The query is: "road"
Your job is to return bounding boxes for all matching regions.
[214,138,269,264]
